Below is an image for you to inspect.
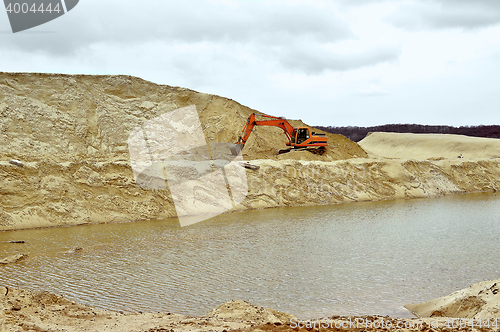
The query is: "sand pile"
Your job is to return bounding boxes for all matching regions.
[359,132,500,160]
[204,300,296,325]
[406,279,500,319]
[0,72,364,163]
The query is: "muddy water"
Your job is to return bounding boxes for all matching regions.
[1,193,500,319]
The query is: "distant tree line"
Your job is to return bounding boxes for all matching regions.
[315,124,500,142]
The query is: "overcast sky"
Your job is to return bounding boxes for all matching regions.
[1,0,500,127]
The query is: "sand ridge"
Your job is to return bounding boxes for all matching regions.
[359,132,500,160]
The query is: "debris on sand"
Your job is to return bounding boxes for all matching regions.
[9,159,24,167]
[204,300,296,325]
[0,253,27,264]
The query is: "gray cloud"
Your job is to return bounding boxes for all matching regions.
[279,45,401,74]
[336,0,387,8]
[390,0,500,30]
[435,0,500,9]
[1,1,352,53]
[2,0,400,75]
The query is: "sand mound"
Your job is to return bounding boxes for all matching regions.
[359,132,500,160]
[0,72,365,163]
[405,279,500,319]
[204,300,295,324]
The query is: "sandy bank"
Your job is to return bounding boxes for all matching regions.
[0,286,294,332]
[359,132,500,160]
[2,280,499,332]
[244,157,500,208]
[2,156,500,230]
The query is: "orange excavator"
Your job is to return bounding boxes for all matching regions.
[230,113,328,156]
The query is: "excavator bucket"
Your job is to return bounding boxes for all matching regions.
[230,143,242,156]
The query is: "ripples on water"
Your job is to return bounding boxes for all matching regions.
[1,193,500,319]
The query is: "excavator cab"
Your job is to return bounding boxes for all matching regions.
[291,127,311,145]
[296,128,310,144]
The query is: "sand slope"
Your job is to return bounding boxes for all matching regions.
[406,279,500,319]
[0,72,365,163]
[359,132,500,160]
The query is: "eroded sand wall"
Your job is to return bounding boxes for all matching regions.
[236,158,500,209]
[2,157,500,230]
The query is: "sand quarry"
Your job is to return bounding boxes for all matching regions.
[1,72,500,331]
